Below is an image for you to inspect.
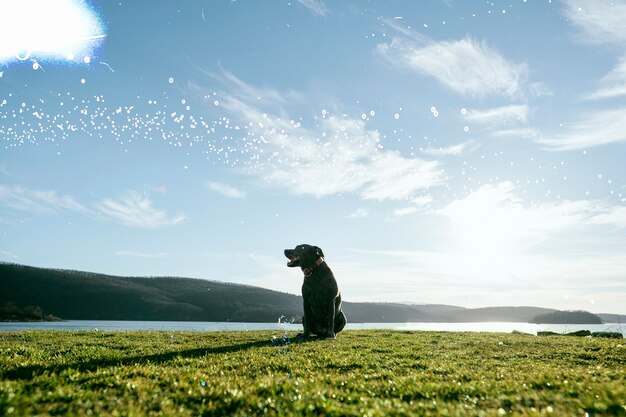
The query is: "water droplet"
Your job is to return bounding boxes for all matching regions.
[83,56,91,64]
[464,126,470,132]
[168,77,174,84]
[361,113,367,120]
[394,113,400,120]
[80,79,86,84]
[461,108,467,115]
[369,110,375,116]
[213,100,219,106]
[32,62,39,70]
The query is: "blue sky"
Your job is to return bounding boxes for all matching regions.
[1,0,625,314]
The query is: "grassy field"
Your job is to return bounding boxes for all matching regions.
[1,330,624,416]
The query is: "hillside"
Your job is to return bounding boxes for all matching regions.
[0,263,607,323]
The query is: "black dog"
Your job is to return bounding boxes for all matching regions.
[284,244,346,338]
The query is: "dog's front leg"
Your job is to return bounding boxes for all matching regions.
[300,298,313,338]
[325,299,336,339]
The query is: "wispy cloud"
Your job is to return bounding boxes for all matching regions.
[586,55,626,100]
[377,29,528,98]
[392,206,420,217]
[95,191,187,229]
[491,128,542,140]
[206,181,247,199]
[536,108,626,150]
[0,250,19,260]
[464,105,528,125]
[204,69,303,106]
[563,1,626,100]
[420,140,476,156]
[563,0,626,45]
[588,205,626,228]
[0,185,188,229]
[392,195,433,218]
[211,72,445,201]
[116,251,168,258]
[296,0,329,17]
[0,185,87,214]
[347,208,369,219]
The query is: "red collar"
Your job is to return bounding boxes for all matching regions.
[302,257,325,277]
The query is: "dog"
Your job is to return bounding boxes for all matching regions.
[284,244,346,338]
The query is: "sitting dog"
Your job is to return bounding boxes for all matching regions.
[284,244,346,338]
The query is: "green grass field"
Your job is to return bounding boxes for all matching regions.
[1,330,624,416]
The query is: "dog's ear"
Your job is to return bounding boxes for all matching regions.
[314,246,325,258]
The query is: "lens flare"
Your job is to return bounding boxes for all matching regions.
[0,0,106,66]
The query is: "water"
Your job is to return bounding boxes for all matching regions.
[0,321,624,336]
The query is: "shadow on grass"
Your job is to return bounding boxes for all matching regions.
[2,339,274,381]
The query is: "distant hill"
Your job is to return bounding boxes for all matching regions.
[531,310,602,324]
[0,262,610,324]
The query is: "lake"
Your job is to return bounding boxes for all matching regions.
[1,321,624,336]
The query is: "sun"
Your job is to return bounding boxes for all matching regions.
[0,0,105,65]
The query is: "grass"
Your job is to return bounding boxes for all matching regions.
[1,330,624,416]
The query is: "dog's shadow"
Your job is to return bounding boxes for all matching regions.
[2,339,272,381]
[2,334,330,381]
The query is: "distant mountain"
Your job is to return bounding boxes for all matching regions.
[0,262,611,324]
[597,313,626,324]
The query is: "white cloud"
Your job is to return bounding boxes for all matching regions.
[329,183,626,310]
[296,0,329,17]
[586,55,626,100]
[377,35,528,98]
[215,74,445,201]
[0,185,87,214]
[347,208,369,219]
[464,105,528,125]
[392,195,433,218]
[536,108,626,150]
[421,140,476,156]
[96,191,187,229]
[438,182,595,253]
[392,206,420,217]
[206,181,247,199]
[437,182,626,259]
[332,248,626,312]
[563,0,626,45]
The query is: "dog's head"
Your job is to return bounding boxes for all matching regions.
[284,244,325,268]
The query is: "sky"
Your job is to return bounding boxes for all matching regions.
[1,0,625,314]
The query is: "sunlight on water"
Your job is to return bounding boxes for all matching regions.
[1,321,624,336]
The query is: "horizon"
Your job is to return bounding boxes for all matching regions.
[1,1,626,314]
[2,260,624,317]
